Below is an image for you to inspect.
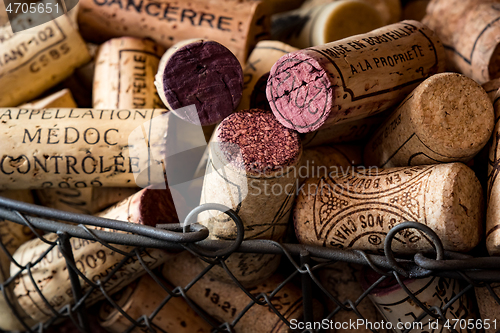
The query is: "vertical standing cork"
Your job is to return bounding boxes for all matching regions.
[423,0,500,84]
[361,269,478,332]
[77,0,270,64]
[266,20,446,133]
[0,190,36,331]
[271,1,383,49]
[0,108,170,189]
[94,37,165,109]
[0,14,90,106]
[11,187,178,323]
[300,0,402,25]
[162,251,312,333]
[238,40,298,112]
[475,284,500,333]
[99,274,211,333]
[154,38,243,126]
[199,110,301,286]
[363,73,494,168]
[294,163,484,254]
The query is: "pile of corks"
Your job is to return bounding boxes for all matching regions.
[0,0,499,331]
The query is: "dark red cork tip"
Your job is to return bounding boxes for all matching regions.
[138,186,186,227]
[162,40,243,126]
[216,109,301,173]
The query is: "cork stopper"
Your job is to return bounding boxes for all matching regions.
[155,39,243,126]
[215,109,301,173]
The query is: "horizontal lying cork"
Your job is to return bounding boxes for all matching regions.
[238,40,298,112]
[155,39,243,126]
[0,190,36,331]
[272,1,383,49]
[99,274,211,333]
[423,0,500,84]
[301,0,402,25]
[77,0,270,64]
[0,14,90,106]
[19,89,77,109]
[94,37,165,109]
[162,251,313,333]
[294,163,483,254]
[483,78,500,118]
[0,108,171,189]
[475,284,500,333]
[299,145,353,185]
[364,73,494,168]
[199,110,301,286]
[11,187,178,323]
[361,269,478,332]
[267,20,446,133]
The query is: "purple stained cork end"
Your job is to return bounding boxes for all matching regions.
[161,40,243,126]
[266,51,333,133]
[217,109,301,173]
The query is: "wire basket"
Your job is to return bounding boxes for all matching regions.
[0,196,499,333]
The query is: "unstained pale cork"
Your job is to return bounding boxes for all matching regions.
[475,284,500,333]
[364,72,494,168]
[294,163,483,254]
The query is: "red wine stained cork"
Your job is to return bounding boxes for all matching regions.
[402,0,430,21]
[301,0,402,25]
[272,1,383,49]
[423,0,500,84]
[364,73,494,168]
[319,262,387,333]
[298,145,353,185]
[94,37,166,109]
[475,284,500,333]
[99,274,211,333]
[294,163,484,254]
[10,187,178,323]
[0,190,36,331]
[360,269,478,332]
[154,39,243,126]
[238,40,298,112]
[0,14,90,107]
[0,108,170,189]
[77,0,270,64]
[266,20,446,133]
[199,110,301,286]
[162,251,314,333]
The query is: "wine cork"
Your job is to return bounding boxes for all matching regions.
[0,108,171,189]
[475,284,500,333]
[0,190,36,331]
[19,89,77,109]
[10,187,178,323]
[318,262,387,333]
[402,0,430,21]
[363,73,494,168]
[262,0,305,14]
[77,0,271,64]
[361,269,478,332]
[99,274,211,333]
[422,0,500,84]
[301,111,389,147]
[483,78,500,118]
[294,163,484,253]
[94,37,165,109]
[301,0,402,25]
[267,20,446,133]
[238,40,299,112]
[199,110,301,285]
[298,145,353,185]
[272,1,383,49]
[155,38,243,126]
[162,251,311,333]
[0,14,90,107]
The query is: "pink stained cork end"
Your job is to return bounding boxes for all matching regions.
[266,51,333,133]
[216,109,301,173]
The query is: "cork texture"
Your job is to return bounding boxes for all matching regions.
[475,284,500,333]
[298,145,353,185]
[267,20,446,133]
[423,0,500,84]
[364,73,494,168]
[294,163,484,254]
